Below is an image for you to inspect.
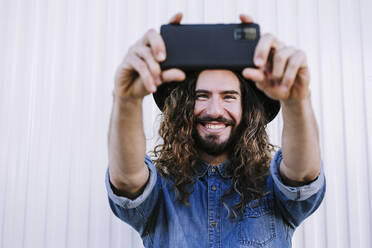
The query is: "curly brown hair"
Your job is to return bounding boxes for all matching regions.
[151,72,276,220]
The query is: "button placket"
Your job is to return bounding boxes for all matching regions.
[207,166,221,247]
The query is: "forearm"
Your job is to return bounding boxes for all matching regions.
[108,96,148,190]
[280,95,321,184]
[106,22,185,195]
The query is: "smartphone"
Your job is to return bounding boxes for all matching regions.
[160,23,260,71]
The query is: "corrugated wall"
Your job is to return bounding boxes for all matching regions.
[0,0,371,247]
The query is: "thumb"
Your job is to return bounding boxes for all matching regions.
[242,68,265,82]
[161,68,186,82]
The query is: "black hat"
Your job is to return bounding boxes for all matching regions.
[153,73,280,124]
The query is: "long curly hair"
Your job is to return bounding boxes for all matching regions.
[151,72,276,220]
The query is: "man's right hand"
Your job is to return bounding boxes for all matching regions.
[113,13,186,100]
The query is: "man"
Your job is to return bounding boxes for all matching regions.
[106,13,325,248]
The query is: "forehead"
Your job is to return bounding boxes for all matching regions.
[195,70,241,93]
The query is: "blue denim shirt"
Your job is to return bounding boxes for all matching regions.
[106,150,325,248]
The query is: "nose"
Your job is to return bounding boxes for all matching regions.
[205,97,224,118]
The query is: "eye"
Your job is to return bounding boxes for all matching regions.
[224,95,236,100]
[196,94,208,100]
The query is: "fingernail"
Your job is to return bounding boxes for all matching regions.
[255,57,263,67]
[157,52,165,61]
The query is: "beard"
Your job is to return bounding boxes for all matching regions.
[193,116,239,156]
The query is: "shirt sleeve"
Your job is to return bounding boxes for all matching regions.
[269,149,326,228]
[105,155,157,209]
[105,155,162,235]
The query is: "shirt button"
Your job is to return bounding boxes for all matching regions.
[211,168,216,173]
[211,221,216,227]
[211,185,216,191]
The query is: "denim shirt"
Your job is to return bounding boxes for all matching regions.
[106,150,326,248]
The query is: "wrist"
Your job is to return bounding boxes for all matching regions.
[280,92,317,130]
[112,91,143,106]
[280,92,312,112]
[112,94,143,118]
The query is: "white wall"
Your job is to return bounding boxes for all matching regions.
[1,0,371,247]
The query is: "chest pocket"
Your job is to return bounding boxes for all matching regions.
[238,197,276,247]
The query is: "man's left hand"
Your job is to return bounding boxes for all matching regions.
[239,14,310,102]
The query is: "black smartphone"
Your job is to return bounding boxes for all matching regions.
[160,23,260,71]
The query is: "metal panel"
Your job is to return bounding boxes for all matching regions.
[0,0,371,247]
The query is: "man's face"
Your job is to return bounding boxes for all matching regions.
[193,70,243,156]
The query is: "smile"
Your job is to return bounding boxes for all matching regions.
[199,121,231,135]
[205,123,226,130]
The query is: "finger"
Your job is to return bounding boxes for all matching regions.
[242,68,274,95]
[142,29,167,62]
[161,68,186,82]
[242,68,265,82]
[168,12,183,24]
[129,55,157,93]
[272,46,297,80]
[254,79,271,93]
[135,46,162,85]
[254,33,284,67]
[239,14,254,23]
[281,50,307,89]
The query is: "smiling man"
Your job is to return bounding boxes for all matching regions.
[106,13,325,248]
[194,70,242,159]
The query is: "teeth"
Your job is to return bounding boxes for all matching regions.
[205,124,225,129]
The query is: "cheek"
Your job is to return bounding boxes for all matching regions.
[193,102,204,116]
[236,109,243,123]
[225,104,242,123]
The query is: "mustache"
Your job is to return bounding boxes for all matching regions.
[196,115,235,126]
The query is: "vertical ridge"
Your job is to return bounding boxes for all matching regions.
[336,0,351,246]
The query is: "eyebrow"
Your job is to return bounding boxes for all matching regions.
[195,89,240,95]
[222,90,240,95]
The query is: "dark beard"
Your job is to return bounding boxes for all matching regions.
[194,130,237,156]
[193,116,239,156]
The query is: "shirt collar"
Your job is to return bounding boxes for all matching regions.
[193,159,232,179]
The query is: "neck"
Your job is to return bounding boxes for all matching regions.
[199,152,229,166]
